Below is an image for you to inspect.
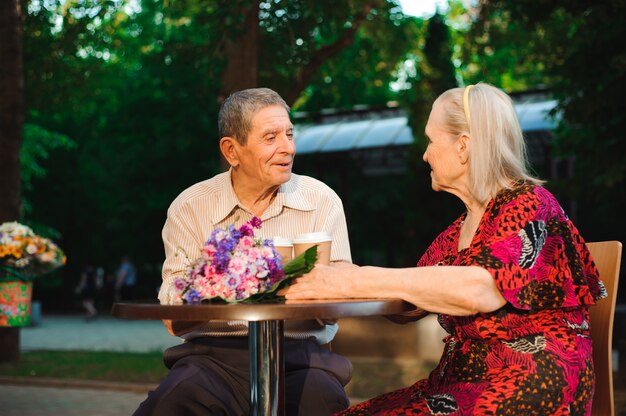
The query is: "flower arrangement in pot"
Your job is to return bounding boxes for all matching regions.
[0,221,66,326]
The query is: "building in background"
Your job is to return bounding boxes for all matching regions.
[294,90,559,177]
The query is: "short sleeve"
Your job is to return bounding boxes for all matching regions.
[464,185,605,311]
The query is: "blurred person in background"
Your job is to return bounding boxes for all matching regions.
[114,255,136,301]
[75,264,98,321]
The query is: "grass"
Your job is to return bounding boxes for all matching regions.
[0,350,438,401]
[0,350,168,383]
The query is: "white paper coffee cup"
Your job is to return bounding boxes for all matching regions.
[273,236,293,265]
[293,232,332,265]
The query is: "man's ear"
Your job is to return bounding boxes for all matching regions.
[457,133,470,164]
[220,137,239,167]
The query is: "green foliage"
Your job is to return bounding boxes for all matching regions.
[467,0,626,242]
[401,10,458,148]
[456,1,553,90]
[20,123,75,214]
[424,11,457,94]
[20,0,429,308]
[23,0,221,284]
[290,3,421,111]
[392,11,460,265]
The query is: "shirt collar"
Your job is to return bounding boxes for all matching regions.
[211,170,315,225]
[278,173,315,212]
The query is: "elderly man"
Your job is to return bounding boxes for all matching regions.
[134,88,353,415]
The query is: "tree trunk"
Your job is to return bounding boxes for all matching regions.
[0,0,24,222]
[216,1,259,170]
[217,1,259,104]
[0,0,24,363]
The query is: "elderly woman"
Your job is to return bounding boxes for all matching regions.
[281,83,606,415]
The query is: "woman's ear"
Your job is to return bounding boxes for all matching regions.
[219,137,239,167]
[457,133,470,164]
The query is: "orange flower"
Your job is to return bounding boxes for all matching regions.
[10,246,22,259]
[1,221,66,277]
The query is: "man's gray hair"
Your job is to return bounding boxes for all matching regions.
[218,88,290,144]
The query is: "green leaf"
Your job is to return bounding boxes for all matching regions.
[282,245,318,277]
[242,245,318,304]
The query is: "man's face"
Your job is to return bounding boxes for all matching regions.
[236,105,295,190]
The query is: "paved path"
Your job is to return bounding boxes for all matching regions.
[1,314,180,416]
[0,384,147,416]
[20,314,181,353]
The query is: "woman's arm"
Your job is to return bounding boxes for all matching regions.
[280,264,507,316]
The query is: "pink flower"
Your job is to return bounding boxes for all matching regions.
[238,236,255,249]
[203,244,217,257]
[229,256,246,275]
[249,247,262,259]
[261,246,275,258]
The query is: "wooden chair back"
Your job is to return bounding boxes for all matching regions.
[588,241,622,416]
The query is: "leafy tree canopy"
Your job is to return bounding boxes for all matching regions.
[465,0,626,241]
[20,0,430,305]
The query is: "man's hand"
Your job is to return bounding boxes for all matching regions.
[163,319,206,337]
[384,308,428,324]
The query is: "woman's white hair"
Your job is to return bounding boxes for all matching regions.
[437,83,544,203]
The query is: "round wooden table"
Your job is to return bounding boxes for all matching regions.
[112,299,414,416]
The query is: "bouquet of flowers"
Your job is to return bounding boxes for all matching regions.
[174,217,316,304]
[0,221,66,280]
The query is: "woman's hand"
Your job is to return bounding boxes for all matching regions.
[278,263,354,300]
[280,263,506,316]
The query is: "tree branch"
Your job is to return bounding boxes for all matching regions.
[285,3,375,105]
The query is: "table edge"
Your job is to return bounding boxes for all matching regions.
[111,299,414,321]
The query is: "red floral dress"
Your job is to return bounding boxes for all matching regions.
[339,182,606,415]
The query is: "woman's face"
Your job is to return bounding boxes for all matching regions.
[422,99,466,193]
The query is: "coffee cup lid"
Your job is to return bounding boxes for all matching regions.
[272,236,293,247]
[293,232,332,243]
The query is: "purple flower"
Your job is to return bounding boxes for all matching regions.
[213,250,231,273]
[183,288,203,304]
[236,288,247,300]
[250,217,262,229]
[174,278,187,291]
[225,273,242,289]
[229,224,243,240]
[239,223,254,237]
